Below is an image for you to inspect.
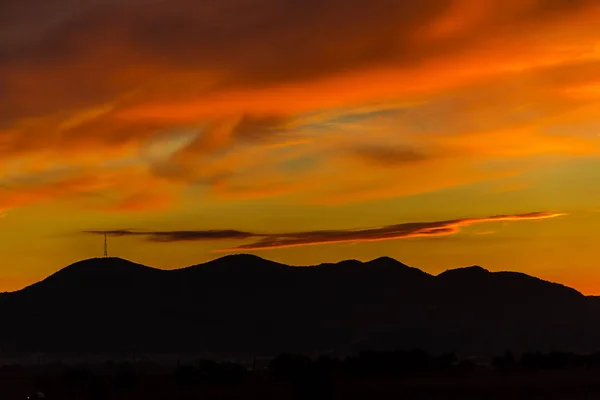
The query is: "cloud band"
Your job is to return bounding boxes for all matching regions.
[84,211,564,251]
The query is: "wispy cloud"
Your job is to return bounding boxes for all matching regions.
[1,0,599,211]
[349,145,429,167]
[84,211,565,250]
[83,229,255,242]
[473,230,497,235]
[218,212,565,251]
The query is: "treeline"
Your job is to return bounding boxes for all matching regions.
[10,350,600,398]
[493,350,600,371]
[267,350,600,382]
[270,350,456,381]
[7,349,600,379]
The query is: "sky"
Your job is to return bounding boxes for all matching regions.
[1,0,599,293]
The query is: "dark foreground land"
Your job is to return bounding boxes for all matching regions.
[4,256,600,359]
[7,370,600,399]
[6,351,600,399]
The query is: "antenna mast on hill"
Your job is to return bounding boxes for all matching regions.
[104,232,108,258]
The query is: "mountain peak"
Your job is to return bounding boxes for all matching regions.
[366,256,410,267]
[437,265,489,279]
[215,254,271,263]
[193,253,288,273]
[59,257,156,273]
[21,257,161,293]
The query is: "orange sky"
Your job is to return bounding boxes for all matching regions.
[1,0,599,293]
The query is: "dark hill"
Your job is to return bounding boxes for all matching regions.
[19,257,165,295]
[0,255,597,358]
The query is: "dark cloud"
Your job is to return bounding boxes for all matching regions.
[149,114,293,182]
[351,145,429,166]
[2,0,594,121]
[223,212,564,251]
[231,115,291,141]
[84,229,255,242]
[0,0,446,109]
[83,211,564,250]
[1,0,598,202]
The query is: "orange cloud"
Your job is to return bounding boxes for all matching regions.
[3,1,599,124]
[1,0,599,210]
[218,212,565,251]
[83,211,564,250]
[0,165,177,212]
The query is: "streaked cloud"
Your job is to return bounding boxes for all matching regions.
[349,145,429,167]
[221,212,565,251]
[84,211,564,250]
[0,0,599,210]
[84,229,254,242]
[0,164,176,212]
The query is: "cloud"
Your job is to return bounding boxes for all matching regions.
[3,0,599,124]
[220,212,565,251]
[473,230,497,235]
[83,211,565,250]
[0,164,177,212]
[1,0,600,210]
[349,145,429,167]
[150,115,293,181]
[84,229,255,242]
[97,191,175,212]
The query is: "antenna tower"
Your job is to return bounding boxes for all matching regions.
[104,232,108,258]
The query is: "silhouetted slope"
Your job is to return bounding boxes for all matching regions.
[588,296,600,307]
[20,257,164,294]
[0,255,597,357]
[427,266,591,355]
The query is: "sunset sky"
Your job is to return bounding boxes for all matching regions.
[1,0,599,293]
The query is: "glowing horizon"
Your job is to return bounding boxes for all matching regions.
[1,0,599,294]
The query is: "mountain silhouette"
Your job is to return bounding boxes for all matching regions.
[0,255,598,358]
